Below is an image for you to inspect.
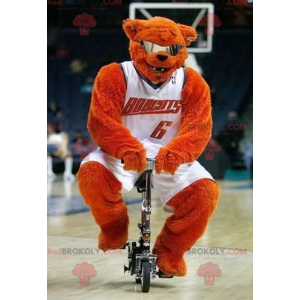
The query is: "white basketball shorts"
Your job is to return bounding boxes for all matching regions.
[80,148,214,208]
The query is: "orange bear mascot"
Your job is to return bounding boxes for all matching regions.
[77,17,220,276]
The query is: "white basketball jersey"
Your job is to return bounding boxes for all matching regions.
[120,61,185,158]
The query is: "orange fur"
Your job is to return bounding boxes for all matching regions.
[77,162,129,251]
[153,179,220,276]
[156,67,212,174]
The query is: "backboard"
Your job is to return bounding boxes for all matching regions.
[129,2,215,53]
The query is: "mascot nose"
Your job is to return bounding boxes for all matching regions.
[156,54,168,61]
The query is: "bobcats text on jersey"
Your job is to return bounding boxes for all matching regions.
[122,97,181,116]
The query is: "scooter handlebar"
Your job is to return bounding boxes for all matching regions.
[120,158,156,171]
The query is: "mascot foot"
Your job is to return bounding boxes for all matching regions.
[153,244,187,277]
[98,231,127,252]
[98,216,129,252]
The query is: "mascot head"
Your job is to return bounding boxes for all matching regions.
[123,17,197,83]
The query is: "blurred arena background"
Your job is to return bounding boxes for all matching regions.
[47,1,253,298]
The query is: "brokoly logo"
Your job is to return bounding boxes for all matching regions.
[172,1,253,9]
[49,0,123,10]
[197,262,222,285]
[199,12,221,35]
[47,123,62,131]
[48,0,62,4]
[199,139,221,161]
[72,262,97,285]
[73,138,97,161]
[73,13,97,36]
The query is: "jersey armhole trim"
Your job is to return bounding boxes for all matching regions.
[182,67,187,88]
[119,63,127,88]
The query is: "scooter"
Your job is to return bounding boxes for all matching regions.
[122,158,173,293]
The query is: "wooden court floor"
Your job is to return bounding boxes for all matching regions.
[48,178,253,300]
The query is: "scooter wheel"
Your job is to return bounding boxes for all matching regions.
[141,261,150,293]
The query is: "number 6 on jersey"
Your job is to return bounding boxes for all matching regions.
[150,121,173,139]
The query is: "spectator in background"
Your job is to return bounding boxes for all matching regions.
[48,100,63,120]
[243,140,253,171]
[80,77,94,94]
[56,42,70,58]
[70,59,88,74]
[218,111,244,168]
[47,30,58,58]
[47,126,75,181]
[71,129,86,144]
[233,6,248,27]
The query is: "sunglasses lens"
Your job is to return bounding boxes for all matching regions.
[140,41,183,56]
[170,44,183,56]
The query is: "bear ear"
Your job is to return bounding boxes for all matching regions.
[122,19,143,41]
[178,24,198,46]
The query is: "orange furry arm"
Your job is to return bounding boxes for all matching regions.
[156,67,212,174]
[88,63,146,172]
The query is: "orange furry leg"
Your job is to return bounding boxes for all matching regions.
[77,162,129,251]
[153,179,220,276]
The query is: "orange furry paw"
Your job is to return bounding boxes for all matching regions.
[155,148,184,175]
[153,245,187,277]
[122,150,147,173]
[98,216,129,252]
[98,230,128,252]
